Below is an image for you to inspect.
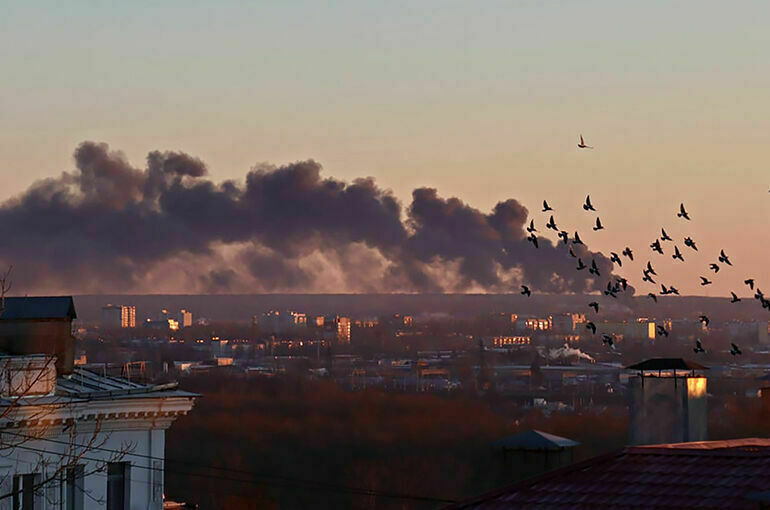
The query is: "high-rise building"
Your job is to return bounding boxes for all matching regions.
[178,309,193,328]
[334,316,351,343]
[102,305,136,328]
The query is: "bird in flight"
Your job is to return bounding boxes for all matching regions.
[573,232,584,245]
[698,315,710,327]
[730,292,741,303]
[622,247,634,260]
[672,246,684,262]
[616,277,628,291]
[558,231,569,244]
[585,321,597,334]
[678,203,690,220]
[661,228,672,242]
[642,271,656,284]
[610,252,622,267]
[700,276,712,286]
[583,195,596,211]
[730,343,742,356]
[646,261,657,276]
[604,281,618,298]
[693,339,705,354]
[526,220,537,233]
[593,217,604,231]
[755,288,764,300]
[684,237,697,251]
[578,135,593,149]
[651,239,663,255]
[542,200,553,212]
[602,334,615,349]
[656,325,669,337]
[745,278,755,290]
[709,263,720,273]
[576,258,587,270]
[589,259,601,277]
[647,293,658,302]
[669,286,680,295]
[521,285,531,297]
[546,215,558,231]
[527,233,539,248]
[588,301,599,313]
[719,249,732,266]
[660,284,670,295]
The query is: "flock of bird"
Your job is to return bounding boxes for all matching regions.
[518,135,768,356]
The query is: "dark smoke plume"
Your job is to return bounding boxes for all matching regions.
[0,142,624,294]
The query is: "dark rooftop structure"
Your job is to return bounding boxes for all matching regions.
[0,296,77,321]
[626,358,708,372]
[0,296,77,374]
[449,438,770,509]
[492,430,579,451]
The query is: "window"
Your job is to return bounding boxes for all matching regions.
[64,465,84,510]
[12,474,37,510]
[106,462,130,510]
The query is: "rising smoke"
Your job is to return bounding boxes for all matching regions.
[0,142,622,294]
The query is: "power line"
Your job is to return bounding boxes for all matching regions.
[2,438,457,504]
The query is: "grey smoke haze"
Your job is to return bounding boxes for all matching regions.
[0,142,624,295]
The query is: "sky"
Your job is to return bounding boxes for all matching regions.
[0,1,769,296]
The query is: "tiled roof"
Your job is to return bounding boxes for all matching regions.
[449,439,770,509]
[0,296,76,320]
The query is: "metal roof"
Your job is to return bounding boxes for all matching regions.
[449,439,770,509]
[56,368,195,400]
[625,358,708,371]
[492,430,580,451]
[0,296,76,320]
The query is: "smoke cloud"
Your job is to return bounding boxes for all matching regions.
[0,142,625,294]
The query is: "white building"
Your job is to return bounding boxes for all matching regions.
[0,297,197,510]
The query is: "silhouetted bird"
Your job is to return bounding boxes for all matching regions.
[661,228,672,241]
[589,259,601,276]
[622,247,634,260]
[593,217,604,231]
[657,325,669,337]
[755,289,765,300]
[610,252,622,266]
[521,285,531,297]
[719,249,732,266]
[604,281,617,298]
[617,277,628,291]
[546,215,558,231]
[558,231,569,244]
[573,232,584,244]
[602,334,615,349]
[542,200,553,212]
[660,284,669,295]
[709,263,720,273]
[700,276,712,286]
[527,220,537,233]
[730,343,742,356]
[585,321,596,334]
[576,258,587,270]
[527,233,539,248]
[693,339,705,354]
[678,203,691,220]
[588,301,599,313]
[761,297,770,310]
[672,246,684,262]
[578,135,593,149]
[647,293,658,302]
[669,286,680,295]
[583,195,596,211]
[642,271,656,284]
[745,279,755,290]
[651,239,663,254]
[684,237,698,251]
[569,246,577,258]
[699,315,710,327]
[730,292,741,303]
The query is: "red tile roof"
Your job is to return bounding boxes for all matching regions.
[449,439,770,509]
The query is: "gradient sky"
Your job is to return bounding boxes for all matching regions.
[1,1,769,296]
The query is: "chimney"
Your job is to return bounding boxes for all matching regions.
[626,358,708,445]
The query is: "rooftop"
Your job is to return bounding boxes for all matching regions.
[625,358,708,372]
[450,438,770,509]
[0,296,76,321]
[492,430,580,451]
